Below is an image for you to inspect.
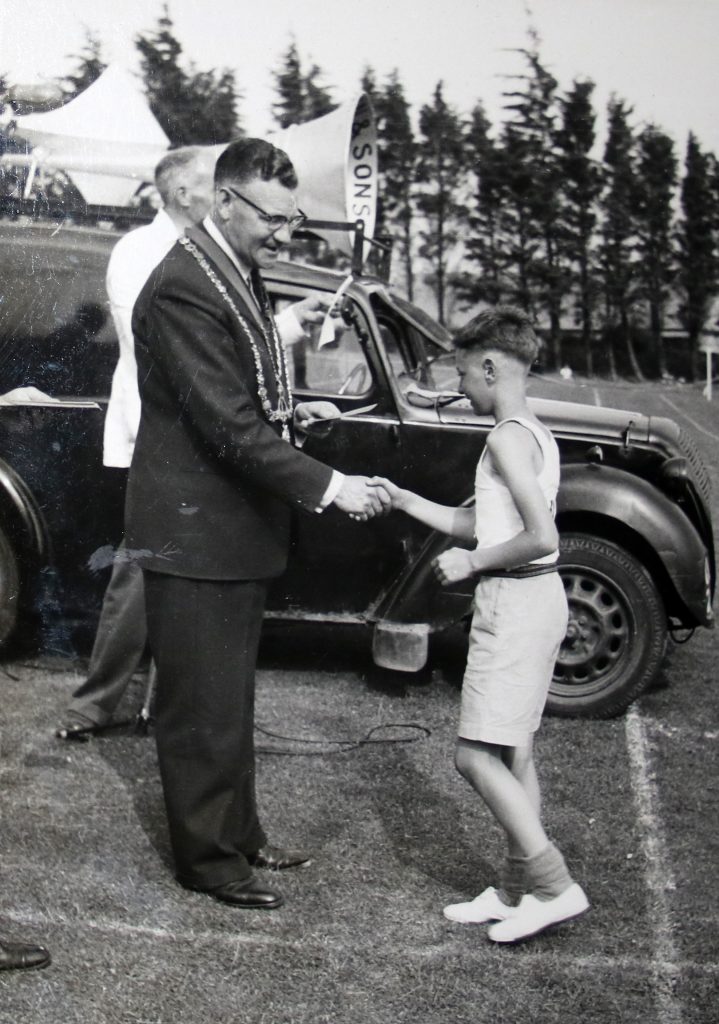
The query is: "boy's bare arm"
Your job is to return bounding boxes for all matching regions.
[434,424,558,584]
[369,477,476,542]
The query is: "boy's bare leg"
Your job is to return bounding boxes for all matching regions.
[443,736,538,922]
[455,737,548,858]
[455,735,588,939]
[502,741,541,856]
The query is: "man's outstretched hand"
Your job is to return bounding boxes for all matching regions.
[290,294,333,329]
[333,476,392,521]
[294,401,341,439]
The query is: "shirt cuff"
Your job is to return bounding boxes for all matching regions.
[276,306,306,347]
[316,470,344,513]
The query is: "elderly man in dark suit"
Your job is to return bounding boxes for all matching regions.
[125,138,387,910]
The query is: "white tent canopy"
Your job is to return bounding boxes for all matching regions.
[6,65,169,206]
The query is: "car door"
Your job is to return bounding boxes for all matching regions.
[266,287,410,618]
[0,223,123,632]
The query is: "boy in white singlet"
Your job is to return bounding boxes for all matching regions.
[371,306,588,943]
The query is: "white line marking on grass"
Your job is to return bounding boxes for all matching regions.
[8,907,719,985]
[625,706,683,1024]
[2,909,285,949]
[658,395,719,443]
[414,945,719,976]
[593,387,602,407]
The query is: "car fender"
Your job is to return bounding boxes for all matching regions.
[373,461,712,646]
[0,457,50,564]
[370,523,472,672]
[558,463,712,624]
[371,514,476,633]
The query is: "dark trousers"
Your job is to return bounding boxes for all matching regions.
[68,542,147,726]
[143,571,268,890]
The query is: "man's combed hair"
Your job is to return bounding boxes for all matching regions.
[215,138,298,190]
[154,146,206,205]
[453,305,540,366]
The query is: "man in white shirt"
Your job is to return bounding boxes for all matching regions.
[59,146,327,738]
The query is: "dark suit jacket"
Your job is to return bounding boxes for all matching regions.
[125,224,333,580]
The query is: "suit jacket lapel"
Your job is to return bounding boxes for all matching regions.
[185,225,267,334]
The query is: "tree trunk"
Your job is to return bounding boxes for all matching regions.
[403,222,414,301]
[582,322,593,376]
[650,300,666,377]
[689,329,700,383]
[435,207,446,325]
[402,209,414,302]
[580,260,593,376]
[607,337,617,380]
[622,309,645,380]
[550,308,562,370]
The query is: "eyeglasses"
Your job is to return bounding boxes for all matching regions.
[224,186,307,234]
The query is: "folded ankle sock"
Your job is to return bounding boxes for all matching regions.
[523,843,573,901]
[498,855,525,906]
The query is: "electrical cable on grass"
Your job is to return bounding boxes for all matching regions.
[255,722,431,756]
[12,646,433,754]
[54,710,432,753]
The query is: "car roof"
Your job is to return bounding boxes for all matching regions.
[0,219,382,290]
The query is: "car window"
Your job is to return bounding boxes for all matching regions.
[0,230,117,398]
[425,351,461,392]
[276,296,372,397]
[379,321,414,378]
[375,307,460,395]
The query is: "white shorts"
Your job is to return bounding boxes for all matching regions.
[458,573,568,747]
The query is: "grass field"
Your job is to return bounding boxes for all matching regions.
[1,379,718,1024]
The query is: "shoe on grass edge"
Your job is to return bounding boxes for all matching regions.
[443,886,518,924]
[487,883,589,943]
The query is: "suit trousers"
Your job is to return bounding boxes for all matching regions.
[143,570,268,891]
[67,541,147,726]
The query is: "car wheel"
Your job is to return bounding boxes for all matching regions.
[548,533,667,719]
[0,525,20,646]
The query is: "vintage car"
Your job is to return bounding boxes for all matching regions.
[0,220,714,718]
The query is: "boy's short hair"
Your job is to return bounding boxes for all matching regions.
[453,305,539,366]
[215,138,298,190]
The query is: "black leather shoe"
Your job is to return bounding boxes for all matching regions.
[204,878,284,909]
[247,844,312,871]
[55,715,102,742]
[0,939,51,971]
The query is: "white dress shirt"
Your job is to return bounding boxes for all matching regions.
[103,209,179,467]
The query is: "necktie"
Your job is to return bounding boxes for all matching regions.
[248,269,269,318]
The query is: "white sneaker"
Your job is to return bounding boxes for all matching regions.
[487,883,589,943]
[443,886,518,924]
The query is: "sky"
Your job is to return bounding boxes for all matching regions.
[1,0,718,157]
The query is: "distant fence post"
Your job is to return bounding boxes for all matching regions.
[699,333,719,401]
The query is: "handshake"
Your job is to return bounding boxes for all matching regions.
[333,475,400,522]
[296,401,475,587]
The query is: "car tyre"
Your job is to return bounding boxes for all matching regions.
[0,525,20,646]
[548,533,667,719]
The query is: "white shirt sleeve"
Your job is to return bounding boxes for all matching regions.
[276,305,306,347]
[102,212,179,467]
[315,470,345,513]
